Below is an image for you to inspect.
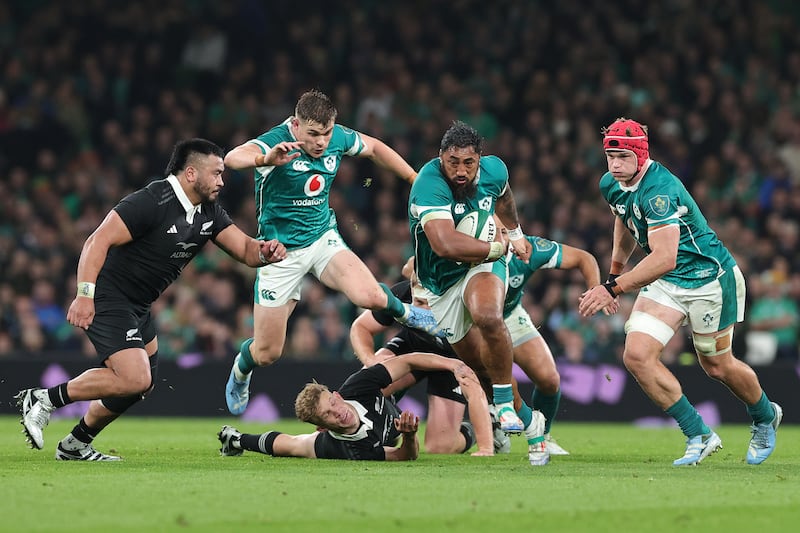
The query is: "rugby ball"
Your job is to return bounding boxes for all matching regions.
[455,210,497,242]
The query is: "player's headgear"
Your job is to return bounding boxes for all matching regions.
[603,118,649,173]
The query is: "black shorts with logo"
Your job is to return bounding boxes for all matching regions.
[85,295,156,361]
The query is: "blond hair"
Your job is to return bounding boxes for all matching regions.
[294,382,329,425]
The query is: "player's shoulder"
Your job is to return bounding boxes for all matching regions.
[256,119,293,144]
[640,162,682,194]
[416,158,442,180]
[599,171,616,192]
[480,155,508,173]
[411,159,448,193]
[128,178,173,207]
[328,123,361,149]
[478,155,509,189]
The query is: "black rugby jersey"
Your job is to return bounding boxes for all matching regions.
[96,175,233,306]
[314,364,402,460]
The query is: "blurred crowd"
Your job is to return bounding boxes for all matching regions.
[2,0,800,365]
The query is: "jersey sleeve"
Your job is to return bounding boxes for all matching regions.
[335,125,365,157]
[526,236,562,271]
[338,365,393,398]
[210,203,234,238]
[409,162,453,225]
[113,188,157,239]
[641,179,683,229]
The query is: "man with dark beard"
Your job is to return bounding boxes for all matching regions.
[407,121,549,466]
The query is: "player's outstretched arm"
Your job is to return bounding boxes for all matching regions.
[224,141,303,170]
[356,132,416,184]
[558,245,602,289]
[381,352,494,455]
[350,309,392,366]
[214,225,287,267]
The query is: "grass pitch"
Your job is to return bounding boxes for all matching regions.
[1,416,798,532]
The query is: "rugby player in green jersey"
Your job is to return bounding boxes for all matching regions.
[409,121,550,465]
[222,90,439,416]
[579,118,782,466]
[504,234,603,456]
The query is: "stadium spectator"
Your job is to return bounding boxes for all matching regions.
[217,351,493,460]
[747,264,800,363]
[220,89,439,417]
[578,118,782,466]
[14,138,287,461]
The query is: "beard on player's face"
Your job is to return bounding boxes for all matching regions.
[448,178,477,202]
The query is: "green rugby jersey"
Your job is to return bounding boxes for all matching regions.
[504,236,562,317]
[409,155,508,295]
[248,118,365,249]
[599,161,735,288]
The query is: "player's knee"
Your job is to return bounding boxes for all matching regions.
[101,393,142,414]
[250,341,282,365]
[120,371,152,396]
[424,437,460,454]
[471,310,504,332]
[537,372,560,394]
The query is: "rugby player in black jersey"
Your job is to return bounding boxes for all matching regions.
[15,138,286,461]
[217,351,492,461]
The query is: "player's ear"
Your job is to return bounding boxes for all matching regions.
[183,165,196,182]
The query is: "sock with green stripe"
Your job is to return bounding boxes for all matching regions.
[532,388,561,434]
[665,395,711,438]
[379,283,407,318]
[746,391,775,425]
[492,384,514,405]
[235,338,256,380]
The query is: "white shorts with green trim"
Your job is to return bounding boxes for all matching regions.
[254,229,349,307]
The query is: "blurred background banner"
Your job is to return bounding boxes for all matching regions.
[1,359,797,424]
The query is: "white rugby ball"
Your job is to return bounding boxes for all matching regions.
[455,210,497,242]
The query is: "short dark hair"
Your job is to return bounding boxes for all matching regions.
[440,121,483,154]
[164,138,224,175]
[295,90,337,125]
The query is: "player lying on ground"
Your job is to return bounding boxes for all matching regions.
[218,352,493,461]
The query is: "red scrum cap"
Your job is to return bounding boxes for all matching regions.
[603,118,649,173]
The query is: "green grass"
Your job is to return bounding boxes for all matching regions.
[1,416,798,532]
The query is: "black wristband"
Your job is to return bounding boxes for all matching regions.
[602,279,619,297]
[606,273,620,284]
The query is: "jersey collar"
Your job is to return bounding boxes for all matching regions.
[167,174,202,224]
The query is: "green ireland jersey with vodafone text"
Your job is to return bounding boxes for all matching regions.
[248,118,365,249]
[409,155,508,295]
[504,236,562,317]
[599,161,735,288]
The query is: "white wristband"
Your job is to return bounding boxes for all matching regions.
[507,226,524,241]
[258,250,267,264]
[485,241,505,262]
[77,282,95,299]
